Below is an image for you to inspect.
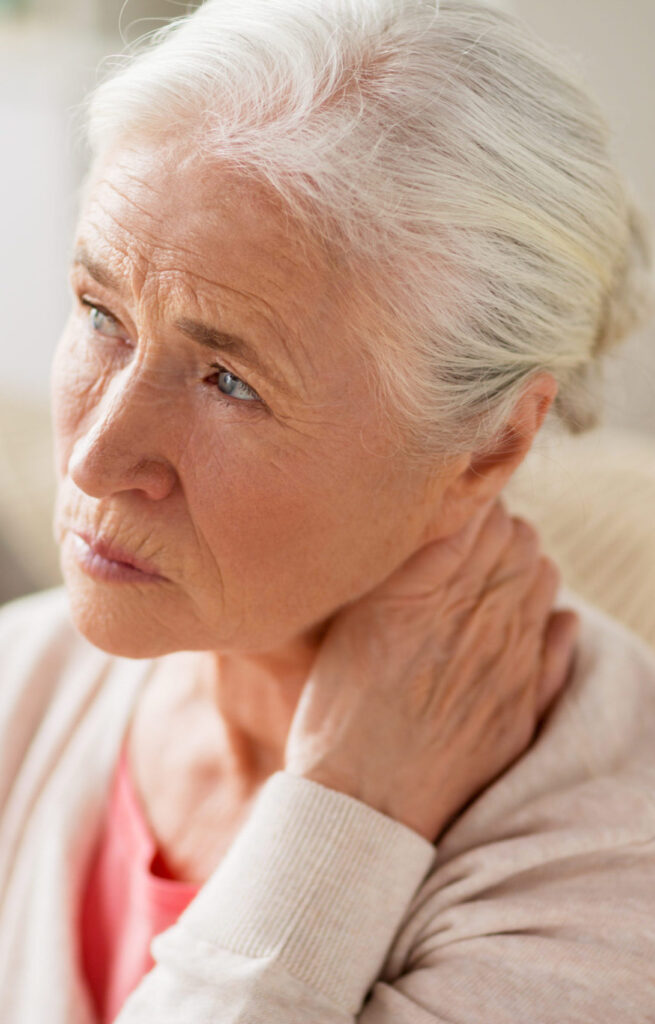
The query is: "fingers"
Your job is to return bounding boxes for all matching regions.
[365,499,545,619]
[482,553,561,736]
[511,553,561,712]
[476,571,576,770]
[514,552,579,722]
[455,500,516,586]
[536,610,581,717]
[371,498,508,601]
[477,514,543,602]
[518,554,561,628]
[441,497,506,563]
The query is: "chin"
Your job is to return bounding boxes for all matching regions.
[65,590,174,659]
[61,562,202,660]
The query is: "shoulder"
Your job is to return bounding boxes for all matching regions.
[0,587,116,799]
[558,580,655,688]
[0,586,90,703]
[396,587,655,1012]
[0,585,74,647]
[432,583,655,858]
[378,586,655,1018]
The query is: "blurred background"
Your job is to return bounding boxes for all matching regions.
[1,0,654,647]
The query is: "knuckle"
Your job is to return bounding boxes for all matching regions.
[492,693,535,751]
[511,516,540,555]
[543,556,561,581]
[489,499,512,531]
[535,556,560,589]
[476,500,511,540]
[494,508,514,545]
[511,515,537,537]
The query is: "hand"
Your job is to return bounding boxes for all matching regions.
[283,498,580,842]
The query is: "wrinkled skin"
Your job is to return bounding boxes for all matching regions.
[51,136,571,880]
[285,498,578,841]
[53,141,469,661]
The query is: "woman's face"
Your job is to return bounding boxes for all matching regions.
[52,139,455,658]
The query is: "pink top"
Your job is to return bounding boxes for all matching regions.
[79,740,200,1023]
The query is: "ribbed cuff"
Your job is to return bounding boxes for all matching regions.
[170,770,437,1014]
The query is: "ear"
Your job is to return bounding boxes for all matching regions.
[426,372,558,542]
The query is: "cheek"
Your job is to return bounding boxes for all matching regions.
[185,434,323,570]
[181,426,398,611]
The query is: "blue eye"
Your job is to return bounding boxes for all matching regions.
[78,295,261,405]
[82,299,123,338]
[214,367,261,403]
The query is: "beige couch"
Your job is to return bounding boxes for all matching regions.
[1,395,654,651]
[0,397,60,603]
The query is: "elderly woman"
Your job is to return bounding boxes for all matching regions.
[1,0,655,1021]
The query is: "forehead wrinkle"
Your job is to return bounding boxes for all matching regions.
[74,226,310,398]
[112,162,162,200]
[188,275,312,395]
[242,250,338,388]
[100,176,166,230]
[86,191,304,357]
[80,204,153,297]
[127,261,307,400]
[82,175,327,398]
[151,228,321,368]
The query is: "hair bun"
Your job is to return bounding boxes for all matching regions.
[594,191,655,356]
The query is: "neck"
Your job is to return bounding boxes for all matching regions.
[196,618,330,783]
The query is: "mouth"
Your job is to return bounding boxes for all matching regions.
[70,529,166,580]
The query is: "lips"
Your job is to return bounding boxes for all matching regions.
[73,529,162,577]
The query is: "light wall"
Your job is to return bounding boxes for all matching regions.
[0,20,105,400]
[1,1,653,434]
[508,0,655,437]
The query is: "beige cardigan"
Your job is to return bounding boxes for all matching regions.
[1,583,655,1023]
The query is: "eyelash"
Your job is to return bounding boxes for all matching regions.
[80,298,122,335]
[77,297,263,407]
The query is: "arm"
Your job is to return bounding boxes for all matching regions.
[116,770,437,1022]
[115,766,655,1024]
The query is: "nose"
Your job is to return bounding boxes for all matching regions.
[67,372,178,502]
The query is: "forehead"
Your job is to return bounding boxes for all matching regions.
[77,141,346,359]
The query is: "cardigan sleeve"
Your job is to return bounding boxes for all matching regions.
[113,766,655,1024]
[115,770,436,1021]
[0,587,75,816]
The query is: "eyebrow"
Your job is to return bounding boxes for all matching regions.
[71,245,292,395]
[173,317,279,391]
[73,246,122,293]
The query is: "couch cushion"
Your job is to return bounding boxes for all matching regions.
[0,395,60,600]
[505,425,655,650]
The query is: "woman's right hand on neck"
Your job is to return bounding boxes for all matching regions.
[284,498,580,843]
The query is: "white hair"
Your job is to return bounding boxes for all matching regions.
[82,0,655,464]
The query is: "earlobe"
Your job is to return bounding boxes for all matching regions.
[467,420,532,483]
[467,371,558,487]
